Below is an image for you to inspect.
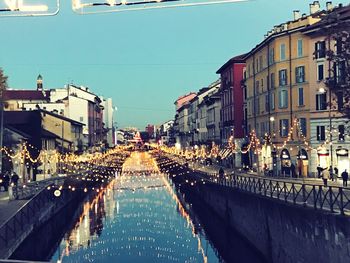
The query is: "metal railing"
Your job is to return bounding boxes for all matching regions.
[201,173,350,216]
[11,177,66,200]
[0,179,65,259]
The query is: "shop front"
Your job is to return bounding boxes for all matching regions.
[297,149,309,177]
[317,148,329,169]
[336,148,350,175]
[261,144,272,173]
[280,149,291,176]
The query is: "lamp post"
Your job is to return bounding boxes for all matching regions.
[0,100,3,173]
[55,121,64,173]
[113,106,118,146]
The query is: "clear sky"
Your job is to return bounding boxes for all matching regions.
[0,0,345,129]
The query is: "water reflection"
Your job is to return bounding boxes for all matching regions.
[13,152,265,263]
[52,173,220,263]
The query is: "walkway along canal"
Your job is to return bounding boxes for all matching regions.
[7,151,265,263]
[156,153,350,263]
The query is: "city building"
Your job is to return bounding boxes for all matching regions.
[173,92,197,148]
[216,53,246,167]
[244,1,346,176]
[157,120,175,145]
[101,97,115,148]
[302,3,350,176]
[145,124,157,139]
[4,76,107,150]
[204,87,221,144]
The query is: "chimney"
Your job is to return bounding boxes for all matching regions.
[310,1,320,14]
[326,1,333,11]
[293,10,301,20]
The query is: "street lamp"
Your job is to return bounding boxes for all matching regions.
[55,121,64,173]
[113,106,118,146]
[318,86,333,170]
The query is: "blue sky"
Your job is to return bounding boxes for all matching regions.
[0,0,344,129]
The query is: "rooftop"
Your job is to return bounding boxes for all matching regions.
[4,90,50,101]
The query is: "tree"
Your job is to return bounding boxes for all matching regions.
[0,67,8,172]
[0,67,7,101]
[324,11,350,117]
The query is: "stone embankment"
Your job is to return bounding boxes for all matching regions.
[156,155,350,263]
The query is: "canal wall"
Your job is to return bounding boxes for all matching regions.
[185,181,350,263]
[0,176,114,260]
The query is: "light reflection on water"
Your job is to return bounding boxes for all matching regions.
[51,174,220,263]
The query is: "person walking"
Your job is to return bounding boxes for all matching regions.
[218,167,224,183]
[341,169,349,187]
[329,166,334,181]
[322,168,330,187]
[317,164,323,178]
[334,167,339,181]
[11,172,19,187]
[3,172,10,192]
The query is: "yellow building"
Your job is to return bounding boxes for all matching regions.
[41,109,84,152]
[303,3,350,176]
[244,2,339,176]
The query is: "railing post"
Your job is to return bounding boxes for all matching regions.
[313,185,317,209]
[270,180,273,198]
[319,185,323,209]
[292,183,296,204]
[329,187,334,213]
[340,187,345,215]
[284,182,287,201]
[302,184,307,207]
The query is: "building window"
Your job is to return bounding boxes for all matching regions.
[278,90,288,108]
[280,43,286,61]
[298,87,304,106]
[259,55,263,71]
[299,118,307,136]
[316,93,327,110]
[270,73,275,88]
[295,66,305,83]
[317,64,324,81]
[339,125,345,141]
[255,81,259,94]
[279,69,287,86]
[297,39,303,57]
[315,41,326,59]
[280,119,289,137]
[335,61,346,85]
[270,92,275,110]
[265,94,269,112]
[269,48,275,65]
[317,126,326,141]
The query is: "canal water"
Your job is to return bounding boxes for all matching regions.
[13,152,266,263]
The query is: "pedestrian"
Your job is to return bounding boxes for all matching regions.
[334,167,339,181]
[341,169,349,187]
[322,168,330,187]
[219,167,224,182]
[11,172,19,187]
[291,162,296,178]
[3,172,10,192]
[329,166,334,181]
[317,164,323,178]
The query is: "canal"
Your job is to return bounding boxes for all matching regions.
[12,152,266,263]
